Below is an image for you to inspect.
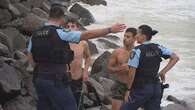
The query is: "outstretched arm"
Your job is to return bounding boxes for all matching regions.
[80,23,126,40]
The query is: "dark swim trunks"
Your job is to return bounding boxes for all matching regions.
[111,80,128,100]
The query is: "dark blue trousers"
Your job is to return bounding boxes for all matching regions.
[34,78,77,110]
[120,83,161,110]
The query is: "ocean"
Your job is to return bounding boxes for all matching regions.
[80,0,195,106]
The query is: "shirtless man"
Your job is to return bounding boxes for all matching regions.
[65,19,91,107]
[107,28,137,110]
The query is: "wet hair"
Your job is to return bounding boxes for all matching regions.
[138,25,158,41]
[125,28,137,36]
[49,4,65,19]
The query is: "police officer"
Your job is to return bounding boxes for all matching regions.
[27,4,126,110]
[120,25,179,110]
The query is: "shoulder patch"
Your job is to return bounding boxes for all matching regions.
[130,51,136,59]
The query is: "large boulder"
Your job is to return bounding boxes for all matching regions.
[12,3,31,17]
[0,32,12,53]
[32,8,48,19]
[8,4,21,18]
[91,51,111,75]
[0,0,10,9]
[87,40,98,55]
[25,0,47,8]
[19,13,46,35]
[69,3,95,26]
[0,43,10,58]
[97,39,120,49]
[0,59,22,104]
[3,96,36,110]
[0,9,12,26]
[0,27,27,52]
[80,0,107,6]
[104,35,120,41]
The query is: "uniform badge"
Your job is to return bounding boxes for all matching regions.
[130,51,136,59]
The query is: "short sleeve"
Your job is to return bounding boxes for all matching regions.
[158,45,173,59]
[128,49,141,68]
[56,29,81,43]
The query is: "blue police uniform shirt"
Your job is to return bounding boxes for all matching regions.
[27,23,81,52]
[128,41,173,68]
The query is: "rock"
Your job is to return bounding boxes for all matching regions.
[25,0,47,8]
[80,0,107,6]
[0,9,12,26]
[87,40,98,55]
[0,43,10,58]
[12,3,31,16]
[20,13,46,35]
[91,51,111,75]
[41,1,50,13]
[0,32,12,53]
[70,3,95,26]
[97,39,120,49]
[104,35,120,41]
[48,0,70,8]
[9,0,20,4]
[0,27,27,52]
[32,8,48,19]
[8,4,21,17]
[0,0,10,9]
[0,61,21,93]
[3,96,36,110]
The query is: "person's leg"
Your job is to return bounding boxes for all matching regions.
[34,78,52,110]
[144,83,161,110]
[112,99,123,110]
[70,78,83,106]
[47,80,77,110]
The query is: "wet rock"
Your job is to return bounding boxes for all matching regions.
[70,3,95,26]
[32,8,48,19]
[104,35,120,41]
[91,51,111,76]
[0,9,12,26]
[80,0,107,6]
[87,40,98,55]
[97,39,120,49]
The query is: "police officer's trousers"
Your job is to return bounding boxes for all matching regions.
[34,77,77,110]
[120,83,161,110]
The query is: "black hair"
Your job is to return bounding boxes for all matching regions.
[138,25,158,41]
[125,28,137,37]
[49,4,65,19]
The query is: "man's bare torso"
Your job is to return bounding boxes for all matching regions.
[114,48,131,84]
[70,41,85,80]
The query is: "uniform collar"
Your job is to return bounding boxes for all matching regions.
[143,41,151,45]
[44,22,60,27]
